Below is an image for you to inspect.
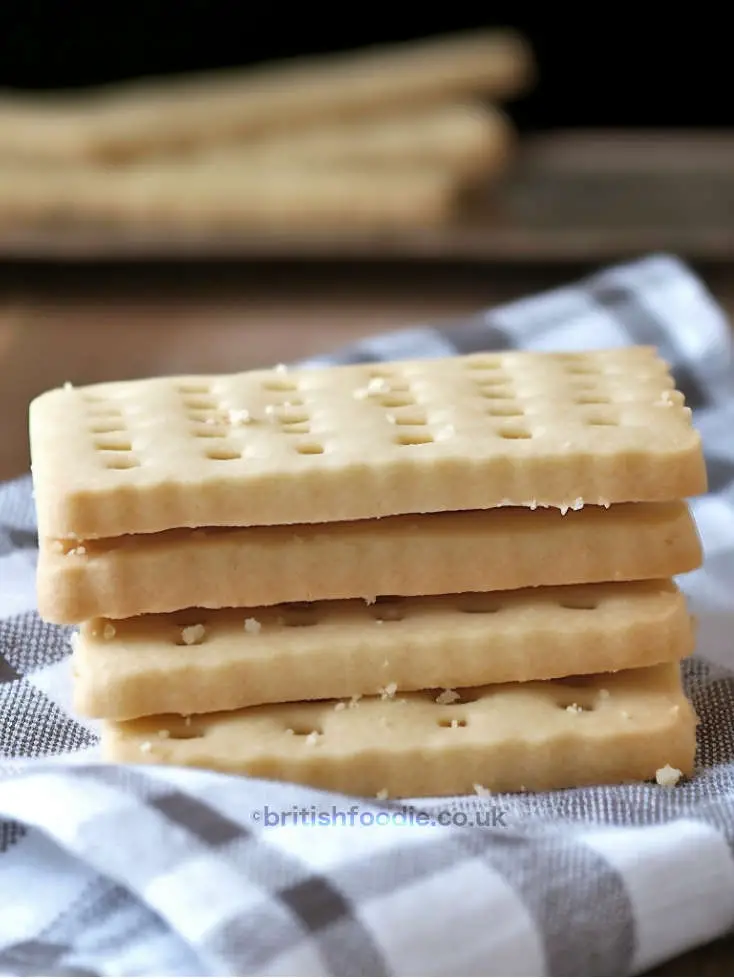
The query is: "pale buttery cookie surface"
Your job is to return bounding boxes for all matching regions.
[38,500,701,622]
[74,580,694,720]
[30,348,707,539]
[101,662,697,797]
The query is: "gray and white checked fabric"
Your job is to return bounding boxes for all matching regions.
[1,254,734,977]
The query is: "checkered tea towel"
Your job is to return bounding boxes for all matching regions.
[2,254,734,977]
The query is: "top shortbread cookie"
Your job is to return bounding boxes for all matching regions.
[29,348,707,539]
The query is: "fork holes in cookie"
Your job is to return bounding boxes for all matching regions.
[437,718,467,728]
[280,603,320,627]
[371,597,405,622]
[187,409,217,422]
[263,379,298,392]
[288,725,323,736]
[282,422,310,434]
[477,387,515,401]
[277,409,309,425]
[457,596,501,614]
[177,383,210,395]
[388,409,427,426]
[94,437,132,452]
[586,413,618,426]
[486,405,524,418]
[183,397,218,410]
[575,396,611,405]
[381,394,415,408]
[498,426,532,440]
[166,724,206,740]
[89,423,126,434]
[102,453,139,470]
[395,432,434,446]
[192,425,228,438]
[295,441,324,455]
[559,598,598,611]
[205,446,240,461]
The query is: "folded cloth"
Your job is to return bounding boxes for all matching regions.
[1,254,734,977]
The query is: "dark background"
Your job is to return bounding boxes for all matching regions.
[0,4,731,131]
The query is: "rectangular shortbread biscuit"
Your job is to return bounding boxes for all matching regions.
[0,31,530,162]
[74,580,694,719]
[190,102,512,178]
[0,164,467,232]
[42,501,701,623]
[29,348,707,539]
[101,662,697,797]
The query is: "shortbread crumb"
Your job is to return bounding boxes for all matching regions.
[103,623,116,640]
[450,719,460,729]
[68,545,87,557]
[244,617,262,635]
[367,377,390,394]
[655,764,682,787]
[566,703,583,714]
[570,497,584,511]
[181,624,206,645]
[63,381,73,391]
[376,788,389,800]
[348,694,362,709]
[436,688,460,705]
[380,682,398,700]
[274,363,288,374]
[363,596,376,605]
[334,702,346,712]
[228,408,252,426]
[140,741,153,754]
[474,783,491,798]
[305,730,320,746]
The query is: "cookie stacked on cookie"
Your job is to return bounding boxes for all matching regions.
[31,348,704,796]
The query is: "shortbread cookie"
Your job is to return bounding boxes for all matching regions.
[187,102,512,178]
[0,31,531,162]
[0,163,465,230]
[41,501,701,623]
[29,349,707,539]
[101,662,697,796]
[74,580,694,719]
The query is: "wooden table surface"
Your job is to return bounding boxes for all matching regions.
[2,258,734,974]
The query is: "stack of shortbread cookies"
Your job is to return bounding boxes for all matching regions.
[0,30,531,232]
[31,347,706,797]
